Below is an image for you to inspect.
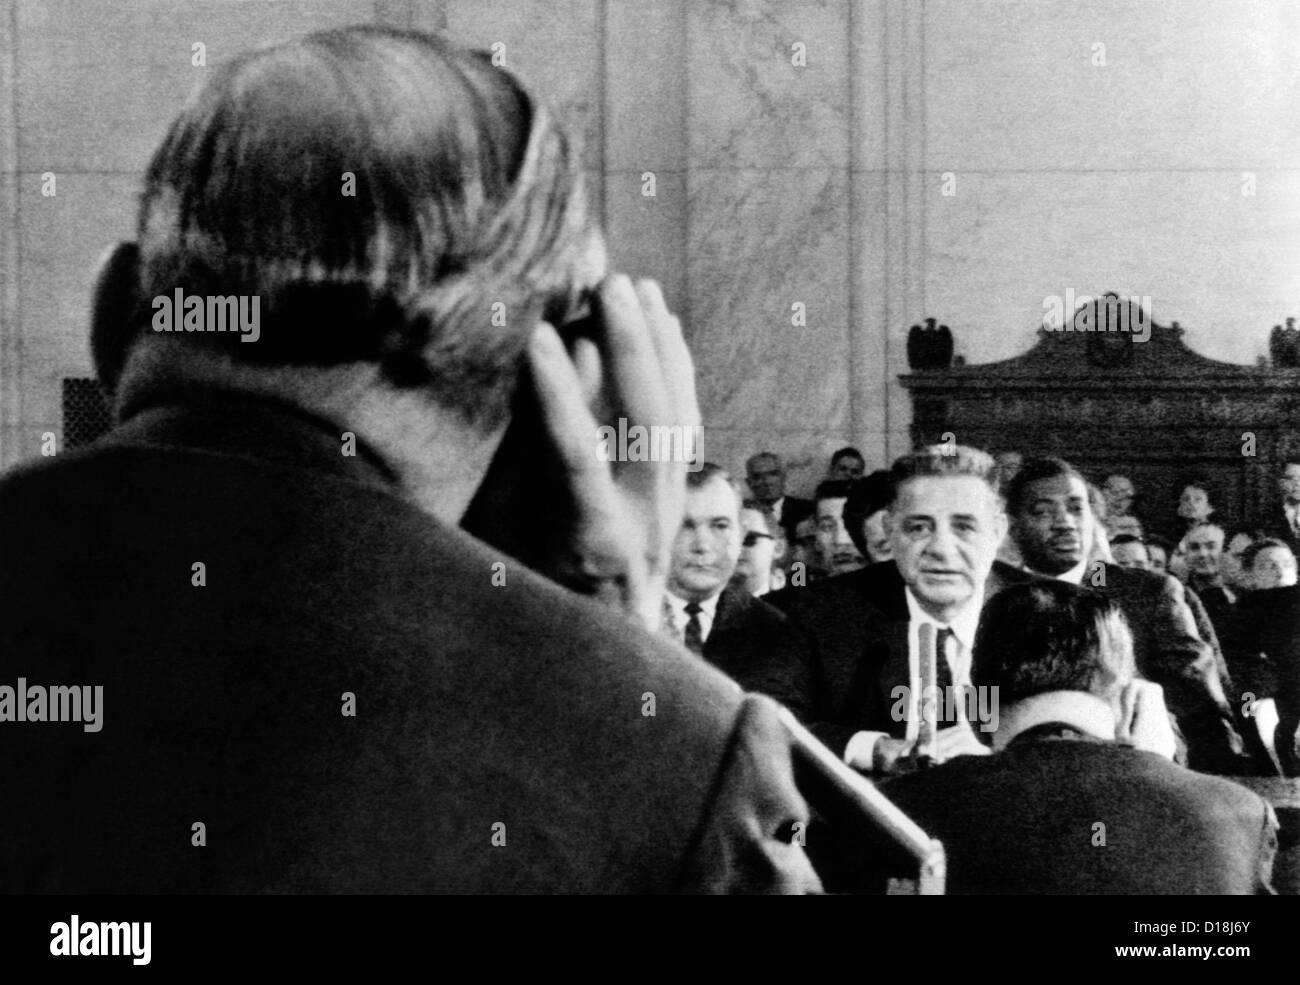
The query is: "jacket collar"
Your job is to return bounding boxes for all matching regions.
[106,383,400,491]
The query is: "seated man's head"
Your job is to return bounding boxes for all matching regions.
[1176,481,1215,525]
[1109,534,1149,570]
[668,464,742,603]
[1144,535,1171,574]
[883,445,1007,621]
[1101,474,1136,518]
[1243,538,1299,590]
[828,446,866,481]
[974,580,1136,748]
[1182,521,1226,582]
[733,505,777,596]
[1006,457,1095,577]
[842,469,894,564]
[1279,455,1300,507]
[94,27,602,520]
[1108,514,1144,539]
[745,452,787,506]
[812,480,866,578]
[1221,526,1264,592]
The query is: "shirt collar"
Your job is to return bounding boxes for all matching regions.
[992,690,1117,751]
[1052,557,1091,586]
[666,590,722,621]
[903,586,981,651]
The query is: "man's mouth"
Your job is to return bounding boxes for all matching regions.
[1050,538,1080,552]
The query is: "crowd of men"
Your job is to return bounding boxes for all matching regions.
[0,25,1289,895]
[660,446,1296,890]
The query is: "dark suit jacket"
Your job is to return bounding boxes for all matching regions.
[874,726,1278,894]
[700,584,806,695]
[1091,564,1243,772]
[1259,505,1300,557]
[761,560,1035,756]
[1230,586,1300,775]
[0,387,828,893]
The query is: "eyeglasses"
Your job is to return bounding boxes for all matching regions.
[742,531,774,548]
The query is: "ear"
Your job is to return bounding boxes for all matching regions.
[90,242,142,397]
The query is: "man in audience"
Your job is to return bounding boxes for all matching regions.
[1262,455,1300,556]
[665,465,804,691]
[1182,521,1233,635]
[764,445,1034,774]
[733,505,780,596]
[842,470,894,564]
[1110,534,1150,570]
[745,452,813,545]
[1006,458,1244,772]
[1245,538,1299,590]
[1222,525,1264,596]
[1101,473,1143,538]
[810,479,867,579]
[874,582,1278,894]
[827,447,866,482]
[1145,535,1173,574]
[0,27,830,893]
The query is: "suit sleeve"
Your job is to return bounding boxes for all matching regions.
[759,607,864,757]
[1144,576,1245,772]
[1147,576,1232,713]
[674,695,823,894]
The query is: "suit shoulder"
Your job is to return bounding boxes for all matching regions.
[765,562,901,617]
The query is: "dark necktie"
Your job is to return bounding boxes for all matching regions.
[684,602,704,655]
[935,627,955,726]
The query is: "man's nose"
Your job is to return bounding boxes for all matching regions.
[1050,507,1077,529]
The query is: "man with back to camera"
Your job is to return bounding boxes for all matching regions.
[871,581,1278,894]
[0,26,853,893]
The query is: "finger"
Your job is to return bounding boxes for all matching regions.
[569,336,604,411]
[597,276,674,483]
[634,279,700,431]
[526,322,616,514]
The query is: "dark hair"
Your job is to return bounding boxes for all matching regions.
[813,479,854,507]
[135,26,596,425]
[883,444,1001,510]
[830,446,864,465]
[972,581,1135,704]
[746,452,783,473]
[1144,534,1173,557]
[1109,533,1145,547]
[1242,537,1295,571]
[1004,457,1086,517]
[842,470,893,559]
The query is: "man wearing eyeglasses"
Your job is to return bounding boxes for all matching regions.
[664,464,807,694]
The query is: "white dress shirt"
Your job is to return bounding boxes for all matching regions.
[664,591,721,645]
[844,588,982,767]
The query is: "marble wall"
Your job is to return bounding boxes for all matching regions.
[2,0,1298,500]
